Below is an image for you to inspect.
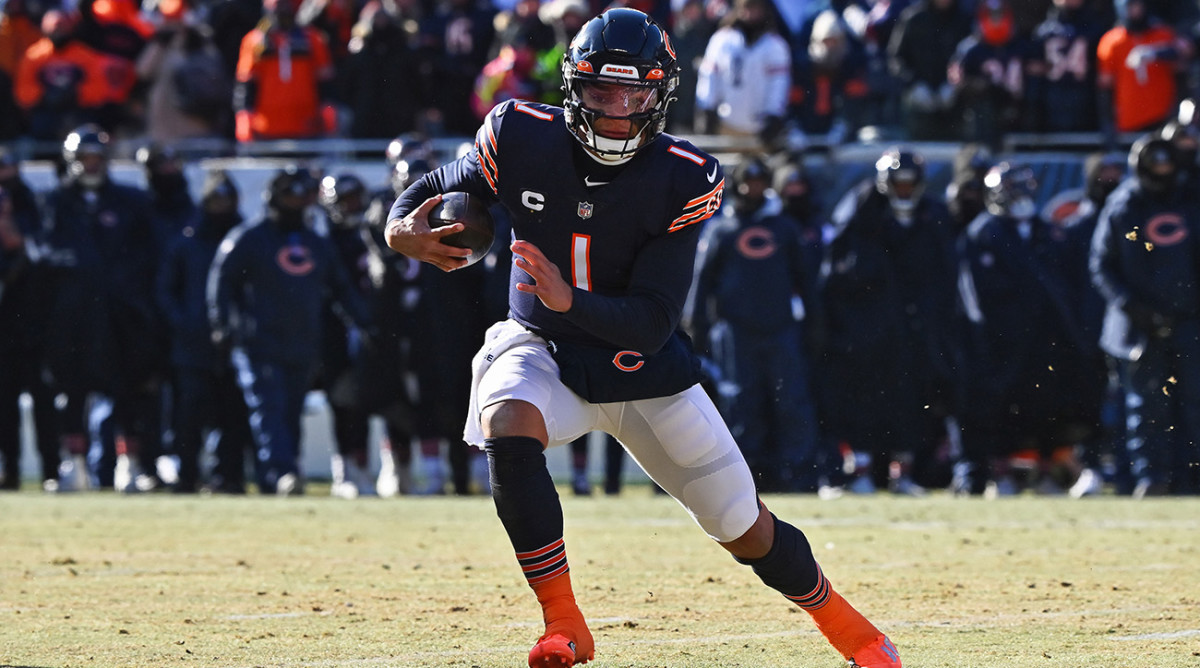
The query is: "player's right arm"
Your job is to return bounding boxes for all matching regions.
[384,105,505,271]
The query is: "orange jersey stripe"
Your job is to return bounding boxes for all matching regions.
[685,179,725,208]
[476,139,498,195]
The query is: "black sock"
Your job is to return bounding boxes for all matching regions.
[485,436,567,582]
[735,514,826,606]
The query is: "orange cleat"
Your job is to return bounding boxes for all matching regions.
[528,629,594,667]
[848,635,902,668]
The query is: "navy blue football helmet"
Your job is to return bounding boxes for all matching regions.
[1130,134,1178,195]
[561,8,679,163]
[875,146,926,221]
[984,162,1038,219]
[319,173,368,227]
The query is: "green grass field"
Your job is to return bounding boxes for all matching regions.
[1,486,1197,667]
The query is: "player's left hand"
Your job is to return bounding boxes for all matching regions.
[511,239,573,312]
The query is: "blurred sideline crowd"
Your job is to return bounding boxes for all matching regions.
[2,0,1200,498]
[5,0,1200,151]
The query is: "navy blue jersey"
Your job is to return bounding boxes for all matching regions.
[951,35,1034,98]
[1092,180,1200,321]
[208,218,368,366]
[156,213,229,370]
[390,100,724,402]
[1027,9,1107,132]
[689,203,809,342]
[40,180,161,392]
[391,100,724,354]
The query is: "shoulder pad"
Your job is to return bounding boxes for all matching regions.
[665,139,724,233]
[474,101,560,197]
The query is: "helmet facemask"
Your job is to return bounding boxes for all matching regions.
[63,125,110,191]
[984,163,1038,220]
[564,79,670,163]
[561,8,679,165]
[875,149,925,225]
[319,174,367,228]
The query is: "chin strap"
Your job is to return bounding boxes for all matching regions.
[584,148,633,166]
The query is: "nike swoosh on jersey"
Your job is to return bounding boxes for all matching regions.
[584,176,608,187]
[706,164,718,183]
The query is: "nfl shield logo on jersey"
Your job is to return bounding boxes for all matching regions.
[577,201,594,219]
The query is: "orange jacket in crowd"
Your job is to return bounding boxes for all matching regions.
[15,37,137,112]
[0,11,42,79]
[1097,23,1188,133]
[83,0,155,60]
[235,24,335,140]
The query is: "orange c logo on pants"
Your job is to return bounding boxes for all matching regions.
[612,351,644,372]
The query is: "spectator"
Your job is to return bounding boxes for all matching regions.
[374,143,499,496]
[417,0,496,136]
[887,0,972,140]
[0,0,47,139]
[135,13,231,143]
[956,162,1098,496]
[856,0,911,131]
[1060,151,1127,229]
[411,211,500,495]
[0,149,60,491]
[1061,150,1127,498]
[205,0,262,78]
[1097,0,1193,139]
[819,147,960,494]
[1091,135,1200,496]
[15,10,137,141]
[297,0,358,66]
[207,165,369,494]
[129,142,197,487]
[531,0,590,107]
[685,156,822,492]
[695,0,792,149]
[1143,0,1200,33]
[155,170,251,493]
[471,39,543,120]
[944,142,993,233]
[75,0,153,63]
[1010,0,1054,37]
[489,0,554,58]
[315,172,391,498]
[663,0,714,134]
[137,142,198,244]
[341,2,426,139]
[1160,98,1200,187]
[791,8,871,141]
[946,0,1037,146]
[233,0,338,141]
[773,157,828,266]
[40,125,162,492]
[362,145,436,496]
[1025,0,1110,133]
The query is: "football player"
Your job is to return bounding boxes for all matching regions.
[385,8,901,668]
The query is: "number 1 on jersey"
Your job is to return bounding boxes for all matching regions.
[571,233,592,291]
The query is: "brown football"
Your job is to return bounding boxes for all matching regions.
[427,191,495,267]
